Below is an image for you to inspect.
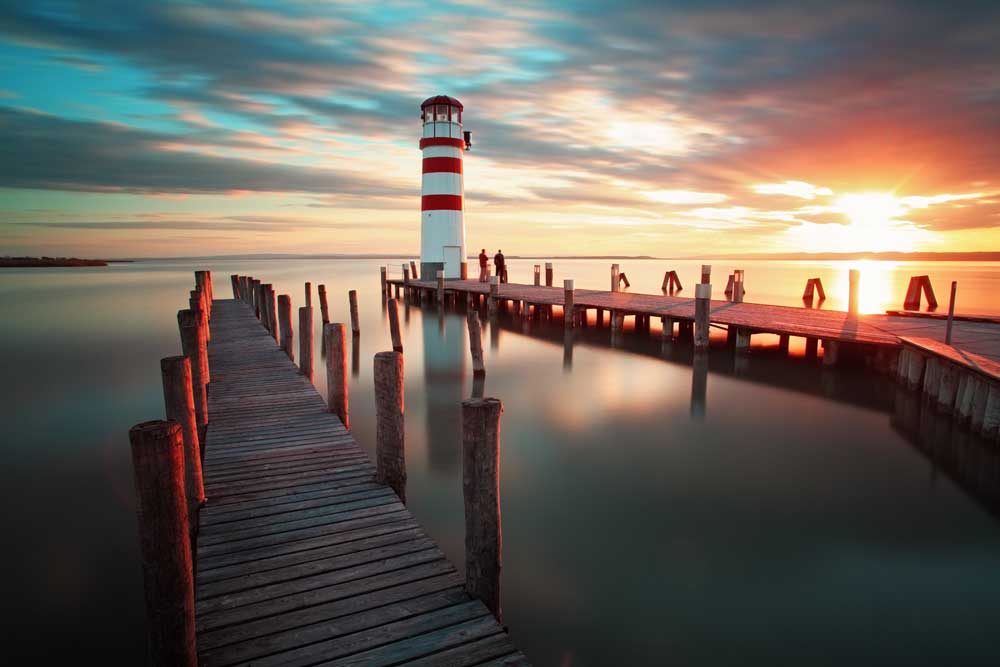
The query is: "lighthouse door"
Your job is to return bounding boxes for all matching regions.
[442,245,461,279]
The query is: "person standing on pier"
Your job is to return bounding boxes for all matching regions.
[494,249,507,284]
[478,248,489,282]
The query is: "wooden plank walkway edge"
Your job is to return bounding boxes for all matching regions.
[196,299,530,666]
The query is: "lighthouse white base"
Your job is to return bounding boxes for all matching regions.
[420,209,467,279]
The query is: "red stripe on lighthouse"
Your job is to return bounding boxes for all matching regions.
[420,137,466,150]
[421,195,463,211]
[422,157,463,174]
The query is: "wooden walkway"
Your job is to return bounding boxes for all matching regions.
[195,299,529,667]
[389,279,1000,362]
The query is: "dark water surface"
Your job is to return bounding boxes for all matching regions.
[2,258,999,664]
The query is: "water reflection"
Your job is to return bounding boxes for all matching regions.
[421,308,466,471]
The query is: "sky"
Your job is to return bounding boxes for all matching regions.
[1,0,999,258]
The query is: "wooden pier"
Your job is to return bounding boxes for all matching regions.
[191,299,528,666]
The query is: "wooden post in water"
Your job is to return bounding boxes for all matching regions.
[318,284,330,324]
[694,283,711,351]
[160,356,205,526]
[701,264,711,284]
[410,260,419,280]
[325,323,349,429]
[305,282,312,308]
[380,267,387,296]
[945,281,957,344]
[848,269,860,317]
[278,294,294,361]
[266,284,279,341]
[299,306,313,382]
[564,279,575,328]
[533,264,541,286]
[461,397,503,622]
[611,263,620,292]
[230,274,240,299]
[488,276,499,317]
[177,309,208,441]
[733,270,745,303]
[437,270,445,302]
[402,265,411,300]
[190,289,210,343]
[387,298,403,353]
[128,420,197,667]
[374,351,406,503]
[545,262,553,287]
[349,290,360,336]
[822,339,840,366]
[467,310,485,376]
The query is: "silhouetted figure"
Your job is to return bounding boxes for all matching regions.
[478,249,489,282]
[494,249,507,283]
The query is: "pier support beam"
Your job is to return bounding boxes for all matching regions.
[437,270,445,303]
[735,327,751,354]
[906,351,926,391]
[278,295,294,361]
[661,316,674,340]
[462,397,503,622]
[128,420,197,667]
[374,351,406,503]
[488,276,499,317]
[694,283,711,351]
[778,334,790,353]
[822,339,840,367]
[564,279,575,328]
[160,356,205,528]
[299,306,313,381]
[325,323,349,430]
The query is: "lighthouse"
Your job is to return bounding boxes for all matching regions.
[419,95,470,280]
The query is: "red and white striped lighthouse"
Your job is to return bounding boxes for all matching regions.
[419,95,470,280]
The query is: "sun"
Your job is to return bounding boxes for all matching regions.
[835,193,905,229]
[831,192,924,253]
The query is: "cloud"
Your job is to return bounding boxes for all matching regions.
[752,181,833,200]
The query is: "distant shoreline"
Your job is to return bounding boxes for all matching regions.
[0,257,134,267]
[94,251,1000,262]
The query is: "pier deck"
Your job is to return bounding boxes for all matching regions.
[194,299,528,667]
[389,278,1000,362]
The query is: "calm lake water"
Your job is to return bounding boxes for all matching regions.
[3,257,1000,664]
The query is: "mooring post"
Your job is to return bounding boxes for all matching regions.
[374,351,406,503]
[380,267,387,296]
[317,284,330,325]
[410,260,419,281]
[694,283,711,351]
[488,276,499,317]
[254,279,263,319]
[611,263,620,293]
[190,289,210,344]
[461,397,503,621]
[945,281,957,345]
[533,264,541,286]
[278,294,294,361]
[437,270,445,303]
[325,323,349,429]
[177,309,208,440]
[545,262,553,287]
[387,298,403,353]
[848,269,860,317]
[299,306,313,382]
[564,279,575,328]
[346,289,360,337]
[230,274,240,300]
[305,282,312,308]
[467,310,486,376]
[128,420,197,667]
[733,270,745,303]
[266,284,278,341]
[160,356,205,528]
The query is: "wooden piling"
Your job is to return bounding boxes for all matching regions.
[380,267,387,296]
[533,264,541,286]
[410,260,419,281]
[733,269,745,303]
[318,284,330,324]
[325,323,349,430]
[299,306,313,382]
[822,339,840,366]
[177,309,208,439]
[278,294,294,361]
[437,270,445,302]
[190,289,210,343]
[779,334,790,353]
[611,263,620,293]
[387,298,403,353]
[694,283,711,351]
[374,351,406,503]
[128,420,197,667]
[945,281,957,344]
[545,262,553,287]
[230,274,240,300]
[467,310,486,376]
[265,284,278,341]
[488,276,499,316]
[841,270,857,316]
[160,356,205,527]
[461,397,503,622]
[564,279,575,328]
[348,289,360,336]
[305,282,312,308]
[701,264,711,284]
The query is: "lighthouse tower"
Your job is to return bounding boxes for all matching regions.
[419,95,469,280]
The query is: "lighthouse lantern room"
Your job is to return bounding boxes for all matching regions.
[419,95,470,280]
